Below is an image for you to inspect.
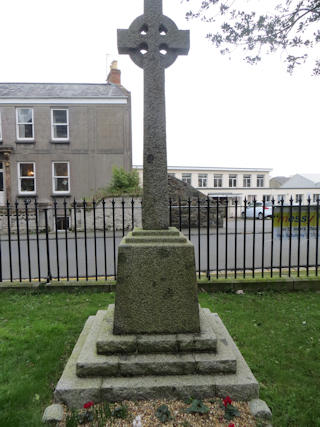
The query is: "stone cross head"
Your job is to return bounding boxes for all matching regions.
[118,0,190,69]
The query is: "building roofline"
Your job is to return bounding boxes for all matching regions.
[133,165,273,172]
[0,82,130,99]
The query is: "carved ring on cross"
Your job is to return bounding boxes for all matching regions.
[118,14,189,69]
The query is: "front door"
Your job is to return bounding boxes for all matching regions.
[0,162,5,205]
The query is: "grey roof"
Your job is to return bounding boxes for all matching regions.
[0,82,128,98]
[280,174,320,188]
[269,176,289,188]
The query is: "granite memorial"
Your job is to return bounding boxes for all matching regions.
[54,0,259,407]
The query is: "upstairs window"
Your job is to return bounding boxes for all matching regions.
[243,175,251,187]
[182,173,192,185]
[16,108,34,140]
[51,109,69,140]
[214,174,222,188]
[18,163,36,194]
[52,162,70,194]
[198,174,207,188]
[257,174,265,187]
[229,174,237,187]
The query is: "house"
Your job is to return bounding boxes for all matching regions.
[0,62,132,207]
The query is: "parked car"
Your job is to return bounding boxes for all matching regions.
[241,202,273,219]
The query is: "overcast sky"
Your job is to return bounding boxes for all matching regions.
[0,0,318,177]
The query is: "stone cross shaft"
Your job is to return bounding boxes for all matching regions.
[118,0,189,229]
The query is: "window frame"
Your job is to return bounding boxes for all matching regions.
[257,174,265,188]
[181,173,192,185]
[229,174,237,188]
[243,174,251,188]
[0,112,2,141]
[295,194,303,203]
[55,215,71,232]
[213,174,223,188]
[51,108,69,141]
[52,161,70,194]
[18,162,36,195]
[16,108,34,141]
[198,173,208,188]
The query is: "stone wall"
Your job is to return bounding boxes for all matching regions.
[0,177,223,233]
[167,176,224,228]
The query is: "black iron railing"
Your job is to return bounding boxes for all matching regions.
[0,196,319,283]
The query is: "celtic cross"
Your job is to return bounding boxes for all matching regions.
[118,0,190,229]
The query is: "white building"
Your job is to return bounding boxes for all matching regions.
[134,166,320,206]
[274,174,320,204]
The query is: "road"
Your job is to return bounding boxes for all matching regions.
[0,219,316,281]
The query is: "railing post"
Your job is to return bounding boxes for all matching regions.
[73,199,79,281]
[83,198,88,281]
[252,197,256,278]
[279,196,284,277]
[102,199,107,279]
[15,200,22,282]
[25,199,31,282]
[225,198,228,279]
[54,199,60,281]
[289,196,293,277]
[6,200,13,282]
[112,199,117,279]
[270,197,275,277]
[93,199,98,281]
[261,195,265,278]
[243,198,247,278]
[316,196,319,276]
[234,199,238,279]
[307,195,311,276]
[44,208,51,283]
[206,196,210,280]
[63,198,69,281]
[34,199,41,282]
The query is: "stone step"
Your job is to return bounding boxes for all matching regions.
[76,308,235,378]
[54,309,259,409]
[96,305,217,355]
[76,350,237,378]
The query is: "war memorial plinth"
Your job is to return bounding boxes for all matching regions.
[54,0,259,407]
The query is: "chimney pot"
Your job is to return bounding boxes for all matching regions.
[107,60,121,85]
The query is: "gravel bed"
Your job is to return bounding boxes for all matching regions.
[60,398,257,426]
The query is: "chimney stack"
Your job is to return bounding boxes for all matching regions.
[107,60,121,85]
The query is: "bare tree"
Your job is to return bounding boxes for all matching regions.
[184,0,320,74]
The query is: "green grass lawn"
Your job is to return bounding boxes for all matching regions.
[0,291,319,427]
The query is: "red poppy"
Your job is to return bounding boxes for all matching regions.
[228,424,235,427]
[223,396,232,407]
[83,401,94,409]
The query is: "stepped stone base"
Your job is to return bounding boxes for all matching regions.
[54,306,259,409]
